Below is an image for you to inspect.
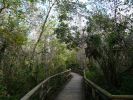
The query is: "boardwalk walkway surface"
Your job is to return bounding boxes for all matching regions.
[55,72,85,100]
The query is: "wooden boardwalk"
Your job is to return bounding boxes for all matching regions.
[55,72,85,100]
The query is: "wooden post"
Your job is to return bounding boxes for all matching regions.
[92,88,96,99]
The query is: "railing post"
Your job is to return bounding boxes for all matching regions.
[92,88,96,99]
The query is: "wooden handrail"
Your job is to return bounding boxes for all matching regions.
[83,70,133,100]
[21,69,71,100]
[83,71,112,97]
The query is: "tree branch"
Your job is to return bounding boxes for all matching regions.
[32,0,57,56]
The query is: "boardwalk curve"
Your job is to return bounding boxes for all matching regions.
[55,72,85,100]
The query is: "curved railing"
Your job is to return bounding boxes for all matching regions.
[83,70,133,100]
[21,69,71,100]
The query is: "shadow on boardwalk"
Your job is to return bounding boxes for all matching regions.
[54,72,85,100]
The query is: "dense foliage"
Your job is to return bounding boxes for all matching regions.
[85,0,133,94]
[0,0,79,99]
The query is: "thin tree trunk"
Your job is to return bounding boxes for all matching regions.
[32,1,56,56]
